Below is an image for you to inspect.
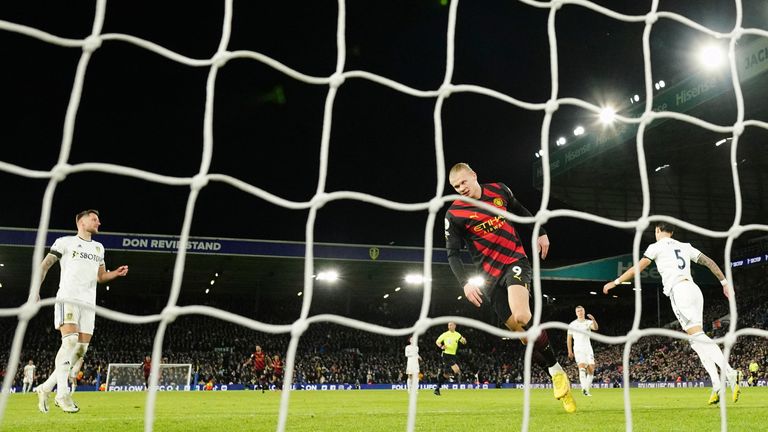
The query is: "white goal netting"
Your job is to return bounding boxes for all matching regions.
[105,363,192,391]
[1,1,768,432]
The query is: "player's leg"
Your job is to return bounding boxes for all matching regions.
[672,283,729,404]
[576,361,588,393]
[69,331,91,394]
[498,276,574,413]
[38,303,80,413]
[585,360,595,395]
[451,363,461,384]
[434,359,446,395]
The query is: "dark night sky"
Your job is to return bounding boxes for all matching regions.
[1,1,765,262]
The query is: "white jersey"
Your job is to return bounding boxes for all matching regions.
[23,364,35,381]
[405,344,419,373]
[567,319,594,352]
[50,235,105,305]
[643,238,701,296]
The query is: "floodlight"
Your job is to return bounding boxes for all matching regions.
[468,276,484,286]
[599,107,616,124]
[405,274,424,284]
[316,270,339,282]
[698,45,725,70]
[573,126,585,136]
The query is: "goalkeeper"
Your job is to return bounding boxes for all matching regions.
[444,163,575,413]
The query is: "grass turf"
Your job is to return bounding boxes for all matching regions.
[3,387,766,431]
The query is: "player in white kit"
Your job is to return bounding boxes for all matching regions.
[34,210,129,413]
[404,337,422,394]
[603,222,741,405]
[22,360,36,393]
[567,306,598,396]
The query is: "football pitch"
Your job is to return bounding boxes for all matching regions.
[3,387,766,432]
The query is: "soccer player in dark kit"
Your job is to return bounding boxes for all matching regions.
[243,345,269,393]
[444,162,575,413]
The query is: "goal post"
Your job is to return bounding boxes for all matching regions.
[105,363,193,391]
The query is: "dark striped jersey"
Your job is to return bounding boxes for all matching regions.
[251,351,267,371]
[445,183,535,282]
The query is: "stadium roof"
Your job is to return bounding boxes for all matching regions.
[2,227,764,317]
[535,36,768,251]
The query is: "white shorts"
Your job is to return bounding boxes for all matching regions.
[574,349,595,366]
[669,280,704,331]
[54,301,95,335]
[23,377,33,384]
[406,359,419,375]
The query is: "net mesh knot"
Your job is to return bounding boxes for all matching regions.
[51,163,71,182]
[83,35,102,53]
[18,301,40,322]
[329,73,345,89]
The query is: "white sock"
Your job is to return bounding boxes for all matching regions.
[547,362,563,377]
[69,343,89,379]
[578,368,587,390]
[689,332,723,391]
[39,372,57,393]
[55,333,79,398]
[586,372,594,391]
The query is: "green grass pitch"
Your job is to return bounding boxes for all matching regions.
[3,387,766,432]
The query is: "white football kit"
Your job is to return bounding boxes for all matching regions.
[568,319,595,365]
[405,344,420,374]
[23,364,35,383]
[49,235,105,334]
[643,238,703,331]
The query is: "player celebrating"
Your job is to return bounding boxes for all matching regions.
[434,322,466,396]
[270,354,283,390]
[22,360,36,394]
[444,163,575,412]
[567,306,598,396]
[405,337,422,394]
[243,345,269,393]
[603,222,741,405]
[34,209,129,413]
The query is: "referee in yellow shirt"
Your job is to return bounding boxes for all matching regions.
[434,322,467,396]
[748,360,759,386]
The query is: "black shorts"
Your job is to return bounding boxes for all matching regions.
[489,259,532,323]
[441,352,459,369]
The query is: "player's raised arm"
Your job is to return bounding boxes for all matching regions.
[603,257,652,294]
[587,314,598,331]
[694,253,730,298]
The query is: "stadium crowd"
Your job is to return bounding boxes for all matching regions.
[3,277,767,390]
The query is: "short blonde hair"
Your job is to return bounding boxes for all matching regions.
[449,162,473,177]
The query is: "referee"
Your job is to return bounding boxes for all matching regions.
[434,322,467,396]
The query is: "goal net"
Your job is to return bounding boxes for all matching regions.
[0,1,767,432]
[105,364,192,392]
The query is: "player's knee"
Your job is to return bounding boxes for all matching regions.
[62,333,79,349]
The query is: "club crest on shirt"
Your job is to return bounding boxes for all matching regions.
[369,247,380,261]
[493,197,504,207]
[66,312,73,320]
